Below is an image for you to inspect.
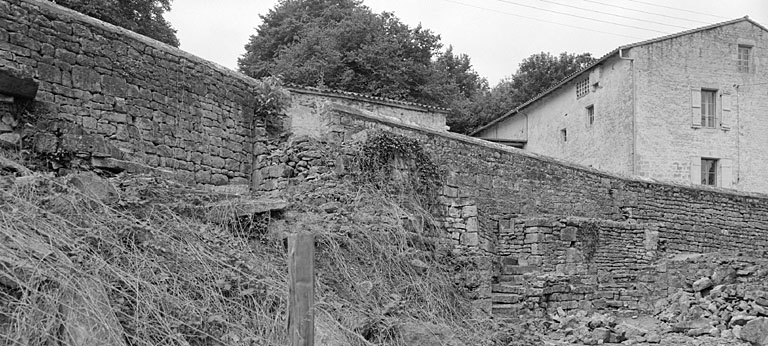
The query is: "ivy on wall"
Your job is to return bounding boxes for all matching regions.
[354,131,443,206]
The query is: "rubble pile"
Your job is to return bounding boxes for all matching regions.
[654,260,768,345]
[548,309,662,345]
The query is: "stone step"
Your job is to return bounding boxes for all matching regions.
[497,275,528,284]
[491,293,523,304]
[491,303,522,316]
[500,265,536,275]
[492,283,526,295]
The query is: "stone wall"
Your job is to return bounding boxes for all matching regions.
[0,0,447,186]
[288,86,448,136]
[323,103,768,257]
[1,0,267,185]
[494,216,661,315]
[319,103,768,315]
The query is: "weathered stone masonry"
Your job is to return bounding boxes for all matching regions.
[0,0,448,186]
[4,0,768,319]
[318,104,768,315]
[1,0,262,185]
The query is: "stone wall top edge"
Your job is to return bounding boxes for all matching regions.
[328,104,768,202]
[289,87,450,115]
[19,0,262,88]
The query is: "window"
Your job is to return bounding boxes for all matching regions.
[576,78,589,99]
[738,45,751,72]
[586,105,594,125]
[560,128,567,142]
[701,158,718,186]
[701,89,717,128]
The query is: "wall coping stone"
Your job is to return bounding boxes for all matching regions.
[20,0,262,90]
[21,0,450,119]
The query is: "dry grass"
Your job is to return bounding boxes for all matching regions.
[0,171,488,345]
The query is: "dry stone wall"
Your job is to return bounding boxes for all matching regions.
[1,0,262,185]
[321,103,768,258]
[318,103,768,315]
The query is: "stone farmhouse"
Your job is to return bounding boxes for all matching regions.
[472,17,768,193]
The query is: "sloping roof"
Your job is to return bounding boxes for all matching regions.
[471,16,766,136]
[287,84,451,114]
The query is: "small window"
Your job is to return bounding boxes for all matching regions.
[701,89,717,128]
[560,128,567,142]
[586,105,594,125]
[738,45,751,72]
[576,78,589,99]
[701,158,718,186]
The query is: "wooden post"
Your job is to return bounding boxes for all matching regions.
[288,232,315,346]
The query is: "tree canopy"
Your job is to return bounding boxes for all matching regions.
[238,0,486,126]
[53,0,179,47]
[238,0,594,135]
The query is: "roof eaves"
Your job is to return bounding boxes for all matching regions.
[470,48,619,136]
[286,83,452,114]
[471,16,766,137]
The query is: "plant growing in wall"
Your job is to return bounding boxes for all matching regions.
[251,77,292,136]
[577,221,600,262]
[354,131,443,207]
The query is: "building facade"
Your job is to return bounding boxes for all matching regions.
[473,17,768,193]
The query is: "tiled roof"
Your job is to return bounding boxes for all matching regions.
[287,84,451,113]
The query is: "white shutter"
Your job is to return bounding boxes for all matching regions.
[720,159,733,188]
[690,157,702,185]
[691,88,702,127]
[721,92,731,129]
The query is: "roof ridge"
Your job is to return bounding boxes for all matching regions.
[286,83,451,113]
[471,16,765,136]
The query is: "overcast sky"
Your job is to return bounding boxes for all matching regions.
[165,0,768,85]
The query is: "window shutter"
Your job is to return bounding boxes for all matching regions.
[720,159,733,188]
[721,92,731,129]
[690,157,702,185]
[691,88,702,127]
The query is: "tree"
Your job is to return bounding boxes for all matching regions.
[238,0,486,114]
[53,0,179,47]
[508,52,595,106]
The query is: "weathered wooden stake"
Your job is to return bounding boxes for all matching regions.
[288,232,315,346]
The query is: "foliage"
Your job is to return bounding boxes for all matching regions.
[252,76,292,135]
[0,166,487,345]
[355,131,443,208]
[454,51,596,134]
[508,51,596,106]
[52,0,179,47]
[238,0,486,120]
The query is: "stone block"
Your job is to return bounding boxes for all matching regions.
[210,174,228,186]
[461,232,479,247]
[465,217,478,233]
[461,205,478,218]
[491,293,522,304]
[0,132,20,146]
[502,265,535,275]
[524,233,541,244]
[561,226,577,241]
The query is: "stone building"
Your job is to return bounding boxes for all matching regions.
[472,17,768,193]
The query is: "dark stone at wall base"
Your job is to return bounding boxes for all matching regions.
[0,69,38,99]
